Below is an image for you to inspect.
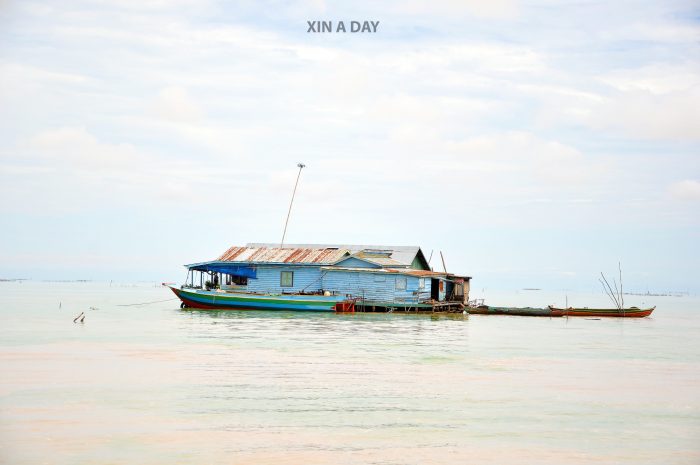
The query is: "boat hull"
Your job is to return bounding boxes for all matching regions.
[468,306,556,317]
[169,286,345,311]
[548,306,655,318]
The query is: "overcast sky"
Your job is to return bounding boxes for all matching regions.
[0,0,698,292]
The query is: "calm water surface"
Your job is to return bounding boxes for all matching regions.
[1,282,699,464]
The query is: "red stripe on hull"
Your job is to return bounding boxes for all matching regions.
[549,307,655,318]
[169,286,324,311]
[565,310,653,318]
[169,287,221,309]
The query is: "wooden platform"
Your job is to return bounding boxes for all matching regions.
[354,300,465,313]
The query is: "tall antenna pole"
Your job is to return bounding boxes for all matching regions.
[280,162,305,248]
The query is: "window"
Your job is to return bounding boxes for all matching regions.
[280,271,294,287]
[226,275,247,286]
[396,276,407,291]
[418,278,425,290]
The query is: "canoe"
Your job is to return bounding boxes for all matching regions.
[169,286,347,311]
[547,306,655,318]
[467,305,558,317]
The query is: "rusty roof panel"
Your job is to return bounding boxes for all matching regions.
[216,246,349,264]
[321,266,448,277]
[247,243,425,267]
[219,246,248,261]
[362,257,406,267]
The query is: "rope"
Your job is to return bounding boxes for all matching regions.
[302,271,328,292]
[117,298,179,307]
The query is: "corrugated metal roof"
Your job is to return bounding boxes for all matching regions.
[333,254,407,268]
[247,243,424,267]
[218,246,350,264]
[357,256,407,267]
[396,269,449,277]
[321,266,448,277]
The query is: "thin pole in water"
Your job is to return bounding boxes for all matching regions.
[619,262,625,317]
[280,163,306,248]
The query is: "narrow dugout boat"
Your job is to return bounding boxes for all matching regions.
[467,305,557,317]
[547,305,655,318]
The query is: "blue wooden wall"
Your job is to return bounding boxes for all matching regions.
[225,264,444,303]
[246,265,324,294]
[321,271,424,303]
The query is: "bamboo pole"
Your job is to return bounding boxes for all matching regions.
[599,278,618,307]
[619,262,625,310]
[600,273,622,309]
[613,278,622,310]
[280,163,306,248]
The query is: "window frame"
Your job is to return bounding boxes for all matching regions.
[395,276,407,291]
[280,270,294,287]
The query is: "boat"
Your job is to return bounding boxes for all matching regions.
[467,305,558,317]
[547,306,655,318]
[169,285,353,312]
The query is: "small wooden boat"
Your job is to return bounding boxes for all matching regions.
[468,305,558,317]
[547,306,655,318]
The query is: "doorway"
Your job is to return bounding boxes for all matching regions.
[431,278,440,300]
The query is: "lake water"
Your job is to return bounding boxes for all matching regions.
[1,281,699,464]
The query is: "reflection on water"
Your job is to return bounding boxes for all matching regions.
[1,282,699,464]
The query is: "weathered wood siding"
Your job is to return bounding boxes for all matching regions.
[322,271,422,303]
[246,265,324,294]
[418,277,432,301]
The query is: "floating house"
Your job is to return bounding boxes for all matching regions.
[170,243,471,312]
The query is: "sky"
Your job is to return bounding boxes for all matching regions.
[0,0,698,293]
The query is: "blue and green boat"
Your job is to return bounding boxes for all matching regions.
[169,286,348,311]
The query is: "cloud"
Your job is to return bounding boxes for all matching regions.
[579,62,700,141]
[587,89,700,141]
[397,0,518,20]
[1,0,699,285]
[28,126,142,170]
[599,63,700,95]
[150,86,204,122]
[669,180,700,202]
[4,127,204,211]
[524,61,700,141]
[437,131,611,188]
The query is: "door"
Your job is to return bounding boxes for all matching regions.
[431,278,440,300]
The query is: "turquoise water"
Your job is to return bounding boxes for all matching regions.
[1,282,699,464]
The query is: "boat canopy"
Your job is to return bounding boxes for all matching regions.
[187,262,257,278]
